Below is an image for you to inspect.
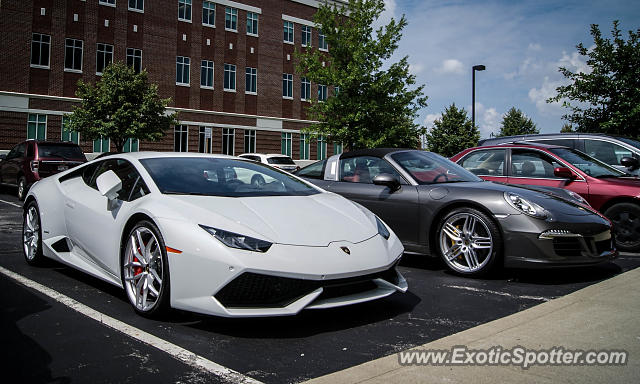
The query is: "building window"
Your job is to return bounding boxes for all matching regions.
[224,63,236,91]
[225,7,237,31]
[333,142,343,155]
[126,48,142,73]
[27,114,47,140]
[201,60,214,88]
[96,43,113,75]
[31,33,50,68]
[319,30,328,51]
[247,12,258,35]
[245,67,257,94]
[283,21,294,43]
[334,86,340,96]
[281,132,292,156]
[318,84,327,101]
[244,130,256,153]
[317,135,327,160]
[202,1,215,26]
[301,77,311,101]
[282,73,293,99]
[199,127,213,153]
[100,0,116,5]
[176,56,190,85]
[222,128,235,155]
[300,133,310,160]
[61,116,79,144]
[301,25,312,47]
[93,137,110,152]
[178,0,191,22]
[174,125,188,152]
[128,0,143,11]
[122,138,139,152]
[64,38,83,72]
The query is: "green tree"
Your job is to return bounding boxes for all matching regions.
[560,123,574,133]
[295,0,428,150]
[67,62,177,152]
[424,104,479,157]
[548,21,640,139]
[497,107,539,137]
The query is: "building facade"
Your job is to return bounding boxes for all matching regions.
[0,0,345,160]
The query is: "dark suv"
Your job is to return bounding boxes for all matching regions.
[0,140,87,200]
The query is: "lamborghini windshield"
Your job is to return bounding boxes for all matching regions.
[141,157,319,197]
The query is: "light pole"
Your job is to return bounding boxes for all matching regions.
[472,64,485,129]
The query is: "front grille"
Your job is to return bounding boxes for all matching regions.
[553,237,583,257]
[215,266,398,308]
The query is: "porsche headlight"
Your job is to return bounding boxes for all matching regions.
[504,192,547,219]
[376,216,391,240]
[566,190,590,206]
[199,225,272,252]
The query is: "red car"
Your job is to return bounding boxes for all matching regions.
[0,140,87,200]
[451,143,640,252]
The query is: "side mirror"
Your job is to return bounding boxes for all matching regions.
[373,173,401,191]
[96,170,122,200]
[620,157,639,171]
[554,167,577,180]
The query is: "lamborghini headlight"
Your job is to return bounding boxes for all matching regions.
[504,192,547,219]
[199,225,272,252]
[376,216,391,240]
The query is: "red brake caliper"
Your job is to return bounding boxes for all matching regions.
[133,246,143,276]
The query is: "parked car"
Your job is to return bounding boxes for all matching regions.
[451,143,640,252]
[23,152,406,317]
[238,153,300,173]
[0,140,87,200]
[478,133,640,175]
[297,149,617,276]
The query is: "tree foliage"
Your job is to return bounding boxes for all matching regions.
[497,107,539,137]
[67,62,177,151]
[424,104,479,157]
[548,21,640,139]
[560,123,575,133]
[295,0,428,150]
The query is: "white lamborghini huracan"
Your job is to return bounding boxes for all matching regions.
[23,152,406,317]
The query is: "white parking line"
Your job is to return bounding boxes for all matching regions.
[0,266,263,384]
[443,285,553,302]
[0,198,21,208]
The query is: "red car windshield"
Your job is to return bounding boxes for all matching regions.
[391,151,481,185]
[549,148,626,178]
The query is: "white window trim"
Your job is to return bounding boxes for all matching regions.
[64,39,84,72]
[99,1,116,8]
[64,68,83,74]
[178,0,192,23]
[203,23,216,29]
[201,85,214,90]
[301,26,312,47]
[30,64,50,70]
[216,0,261,14]
[282,96,293,100]
[176,82,190,87]
[319,47,328,52]
[245,91,257,95]
[247,32,258,37]
[225,27,238,33]
[30,33,51,70]
[179,17,193,23]
[175,125,189,152]
[283,21,294,44]
[27,114,48,141]
[282,14,316,27]
[225,7,238,33]
[128,0,144,13]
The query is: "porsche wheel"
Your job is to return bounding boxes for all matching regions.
[437,207,502,276]
[23,201,44,265]
[122,221,170,316]
[604,202,640,252]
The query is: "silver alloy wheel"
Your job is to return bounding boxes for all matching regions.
[123,226,164,312]
[23,205,40,261]
[439,212,493,273]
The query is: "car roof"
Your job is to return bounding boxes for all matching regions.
[239,153,292,158]
[339,148,414,159]
[478,142,570,150]
[96,151,238,161]
[478,132,635,146]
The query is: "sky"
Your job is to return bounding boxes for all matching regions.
[376,0,640,140]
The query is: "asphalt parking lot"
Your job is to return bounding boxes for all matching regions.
[1,187,638,383]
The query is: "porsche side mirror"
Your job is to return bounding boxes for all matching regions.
[620,156,639,171]
[554,167,577,180]
[373,173,401,191]
[96,170,122,200]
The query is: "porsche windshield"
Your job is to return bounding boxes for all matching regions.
[140,157,319,197]
[391,151,482,184]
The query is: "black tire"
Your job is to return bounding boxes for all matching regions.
[604,203,640,252]
[23,200,44,265]
[436,207,502,277]
[17,176,27,201]
[121,220,170,317]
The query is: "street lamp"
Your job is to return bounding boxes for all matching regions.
[472,64,486,129]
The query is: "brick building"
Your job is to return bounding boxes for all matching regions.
[0,0,345,160]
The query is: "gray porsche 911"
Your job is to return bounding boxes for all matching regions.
[296,149,617,276]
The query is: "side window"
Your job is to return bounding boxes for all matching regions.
[583,139,632,166]
[15,143,26,158]
[459,150,505,176]
[82,162,101,187]
[87,159,149,201]
[297,160,326,179]
[5,145,18,160]
[26,143,34,158]
[339,156,404,184]
[511,150,562,178]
